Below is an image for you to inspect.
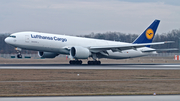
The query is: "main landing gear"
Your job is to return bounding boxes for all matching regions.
[69,60,82,65]
[69,60,101,65]
[87,61,101,65]
[68,54,101,65]
[87,54,101,65]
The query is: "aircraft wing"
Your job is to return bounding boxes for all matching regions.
[89,41,174,53]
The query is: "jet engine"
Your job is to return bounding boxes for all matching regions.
[70,46,91,59]
[38,51,59,58]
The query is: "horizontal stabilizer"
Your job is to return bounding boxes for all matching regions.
[90,41,171,53]
[142,48,178,52]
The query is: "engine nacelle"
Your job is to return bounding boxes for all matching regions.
[70,46,91,59]
[38,51,59,58]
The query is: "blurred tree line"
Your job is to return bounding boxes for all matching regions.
[0,29,180,54]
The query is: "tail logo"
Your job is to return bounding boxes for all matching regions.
[146,28,154,40]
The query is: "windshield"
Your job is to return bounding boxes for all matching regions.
[9,35,16,38]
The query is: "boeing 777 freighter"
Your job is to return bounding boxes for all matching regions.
[4,20,173,65]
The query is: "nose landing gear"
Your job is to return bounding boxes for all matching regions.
[15,48,22,58]
[17,53,22,58]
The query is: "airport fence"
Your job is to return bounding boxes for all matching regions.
[147,53,180,57]
[0,53,180,59]
[0,54,66,59]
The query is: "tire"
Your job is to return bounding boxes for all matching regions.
[69,60,82,65]
[88,61,101,65]
[17,54,22,58]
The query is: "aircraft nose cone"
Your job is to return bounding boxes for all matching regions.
[4,37,10,44]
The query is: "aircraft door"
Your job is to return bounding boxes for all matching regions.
[25,35,30,43]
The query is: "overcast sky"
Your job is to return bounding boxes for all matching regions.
[0,0,180,35]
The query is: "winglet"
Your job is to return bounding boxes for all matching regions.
[133,20,160,47]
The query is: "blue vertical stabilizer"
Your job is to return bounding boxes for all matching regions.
[133,20,160,47]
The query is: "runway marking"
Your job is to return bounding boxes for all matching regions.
[1,95,180,101]
[1,79,180,83]
[0,64,180,70]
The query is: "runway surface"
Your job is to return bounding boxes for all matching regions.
[1,95,180,101]
[0,64,180,70]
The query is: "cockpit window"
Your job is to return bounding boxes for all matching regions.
[9,35,16,38]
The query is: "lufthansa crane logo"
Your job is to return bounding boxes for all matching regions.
[146,28,154,40]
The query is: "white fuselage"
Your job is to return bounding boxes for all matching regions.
[5,31,156,59]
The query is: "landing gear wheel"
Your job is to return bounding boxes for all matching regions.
[69,60,82,65]
[17,54,22,58]
[88,61,101,65]
[97,61,101,65]
[15,48,22,58]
